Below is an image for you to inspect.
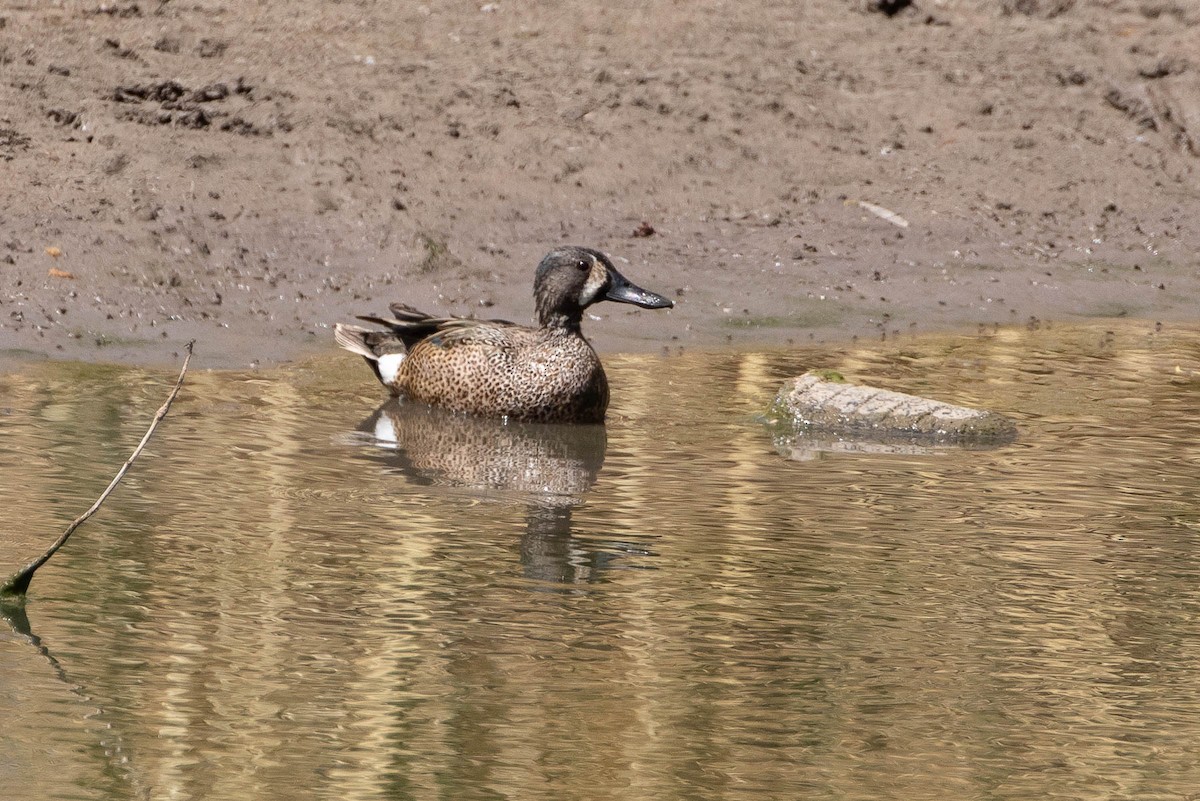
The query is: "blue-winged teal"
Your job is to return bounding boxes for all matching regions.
[335,246,673,423]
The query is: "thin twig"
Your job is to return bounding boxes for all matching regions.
[1,342,195,603]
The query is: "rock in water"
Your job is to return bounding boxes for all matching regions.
[770,371,1017,443]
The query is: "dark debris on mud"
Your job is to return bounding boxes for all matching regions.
[109,78,280,134]
[0,128,31,160]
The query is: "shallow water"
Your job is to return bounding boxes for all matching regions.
[4,321,1200,801]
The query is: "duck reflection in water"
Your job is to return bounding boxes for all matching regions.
[350,400,625,585]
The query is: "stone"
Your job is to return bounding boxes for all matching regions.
[769,371,1017,443]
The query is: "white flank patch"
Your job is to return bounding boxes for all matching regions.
[377,353,405,385]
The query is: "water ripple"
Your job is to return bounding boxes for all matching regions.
[5,323,1200,799]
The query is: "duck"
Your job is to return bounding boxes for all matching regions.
[334,246,673,423]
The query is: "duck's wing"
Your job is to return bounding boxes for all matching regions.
[387,302,518,330]
[358,304,521,351]
[412,318,528,351]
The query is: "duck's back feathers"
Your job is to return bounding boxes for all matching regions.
[355,303,519,351]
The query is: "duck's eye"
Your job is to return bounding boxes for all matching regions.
[576,258,590,271]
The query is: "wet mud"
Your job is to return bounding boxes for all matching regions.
[2,1,1199,368]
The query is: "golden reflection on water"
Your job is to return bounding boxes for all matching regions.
[4,321,1200,800]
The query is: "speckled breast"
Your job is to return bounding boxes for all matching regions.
[395,333,611,423]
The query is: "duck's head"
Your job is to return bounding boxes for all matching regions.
[534,246,673,328]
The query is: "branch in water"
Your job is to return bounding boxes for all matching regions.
[0,342,195,604]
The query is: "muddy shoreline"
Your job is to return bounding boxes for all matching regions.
[3,1,1199,370]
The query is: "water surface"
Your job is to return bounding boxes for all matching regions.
[4,321,1200,800]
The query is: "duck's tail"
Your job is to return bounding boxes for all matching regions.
[334,324,407,388]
